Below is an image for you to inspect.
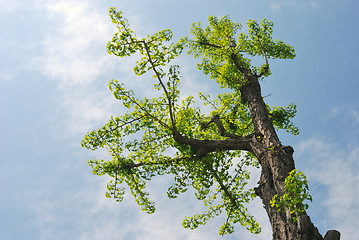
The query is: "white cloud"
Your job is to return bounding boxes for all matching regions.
[29,0,141,137]
[270,0,319,11]
[333,106,359,125]
[56,87,118,137]
[351,110,359,124]
[32,0,159,89]
[27,175,124,240]
[33,0,116,88]
[326,105,359,138]
[0,0,20,13]
[30,0,184,139]
[0,70,15,82]
[297,136,359,237]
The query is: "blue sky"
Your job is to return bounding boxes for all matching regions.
[1,0,358,239]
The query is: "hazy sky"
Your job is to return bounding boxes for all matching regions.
[1,0,358,239]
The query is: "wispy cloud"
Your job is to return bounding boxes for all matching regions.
[329,105,359,125]
[28,0,138,137]
[270,0,319,11]
[297,136,359,237]
[0,0,20,13]
[0,70,15,82]
[33,0,116,88]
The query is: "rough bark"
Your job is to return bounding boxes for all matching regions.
[241,74,324,239]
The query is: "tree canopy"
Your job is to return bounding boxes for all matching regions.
[82,7,304,236]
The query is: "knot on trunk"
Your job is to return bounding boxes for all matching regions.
[282,145,294,155]
[324,230,341,240]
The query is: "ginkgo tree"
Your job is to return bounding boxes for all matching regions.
[82,8,340,240]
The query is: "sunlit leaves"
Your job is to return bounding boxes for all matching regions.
[82,72,178,214]
[107,8,139,57]
[107,7,183,78]
[181,152,261,235]
[246,19,295,60]
[268,104,299,135]
[181,16,245,89]
[182,16,296,89]
[270,169,313,222]
[106,180,126,203]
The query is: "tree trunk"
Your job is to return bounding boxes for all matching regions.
[241,75,324,240]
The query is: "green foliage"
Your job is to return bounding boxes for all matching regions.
[181,152,261,235]
[181,17,295,89]
[268,104,299,135]
[82,8,299,236]
[107,8,184,77]
[270,169,313,222]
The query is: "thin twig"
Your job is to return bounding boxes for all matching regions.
[142,41,177,131]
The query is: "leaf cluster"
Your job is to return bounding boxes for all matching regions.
[268,104,299,135]
[270,169,313,222]
[107,8,183,77]
[180,152,260,235]
[181,16,295,89]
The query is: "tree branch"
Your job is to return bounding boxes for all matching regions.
[211,115,243,139]
[123,156,189,170]
[142,41,177,131]
[230,52,252,77]
[200,41,221,49]
[119,88,171,130]
[207,162,239,211]
[199,114,244,140]
[200,40,247,53]
[173,131,252,157]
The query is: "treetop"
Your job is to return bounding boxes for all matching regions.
[82,7,298,236]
